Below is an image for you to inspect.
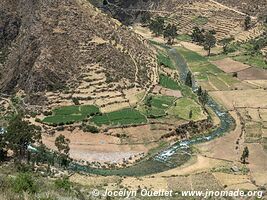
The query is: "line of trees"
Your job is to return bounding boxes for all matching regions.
[0,114,71,169]
[148,16,178,45]
[191,27,217,56]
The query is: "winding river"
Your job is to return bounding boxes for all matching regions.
[69,48,235,176]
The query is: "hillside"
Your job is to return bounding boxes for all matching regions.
[0,0,157,105]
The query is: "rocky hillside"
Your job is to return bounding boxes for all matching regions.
[0,0,157,100]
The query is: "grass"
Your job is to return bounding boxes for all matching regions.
[233,54,267,69]
[139,95,176,118]
[192,16,208,25]
[157,52,175,69]
[159,74,180,90]
[42,105,99,125]
[176,34,192,42]
[91,108,147,126]
[167,97,205,121]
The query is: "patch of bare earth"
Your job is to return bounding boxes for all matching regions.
[211,58,251,73]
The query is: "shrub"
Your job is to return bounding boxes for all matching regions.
[54,176,71,191]
[83,125,99,133]
[35,118,42,123]
[72,98,80,105]
[11,173,38,193]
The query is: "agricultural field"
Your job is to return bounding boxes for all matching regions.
[42,105,100,125]
[157,52,176,69]
[90,108,147,126]
[138,95,176,118]
[167,97,206,121]
[159,74,180,90]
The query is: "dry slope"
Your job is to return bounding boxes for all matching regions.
[0,0,157,103]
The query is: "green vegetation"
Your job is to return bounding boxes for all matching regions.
[54,176,72,191]
[157,53,175,69]
[11,173,38,194]
[219,35,267,69]
[192,16,208,25]
[168,97,205,121]
[159,74,180,90]
[139,95,176,118]
[176,34,192,42]
[91,108,147,126]
[42,105,99,125]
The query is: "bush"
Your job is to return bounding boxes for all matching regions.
[72,98,80,105]
[54,176,71,191]
[12,173,38,193]
[35,118,42,123]
[83,125,99,133]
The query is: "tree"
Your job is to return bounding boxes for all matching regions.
[141,12,151,24]
[244,16,251,30]
[199,90,209,105]
[163,24,178,44]
[197,86,202,97]
[103,0,108,6]
[0,133,7,161]
[189,110,193,119]
[55,134,70,168]
[220,37,234,54]
[191,27,205,44]
[203,31,216,56]
[241,146,249,164]
[149,17,165,36]
[4,115,41,162]
[185,71,193,88]
[55,134,70,155]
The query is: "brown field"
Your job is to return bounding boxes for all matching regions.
[209,89,267,110]
[42,128,158,163]
[245,80,267,89]
[247,143,267,186]
[237,67,267,80]
[213,172,257,190]
[211,58,251,73]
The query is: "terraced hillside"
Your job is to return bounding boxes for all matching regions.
[0,0,157,106]
[216,0,267,17]
[100,0,267,44]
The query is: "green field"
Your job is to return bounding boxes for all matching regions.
[168,97,205,121]
[139,95,176,118]
[176,34,192,42]
[157,53,175,69]
[91,108,147,126]
[192,16,208,25]
[43,105,99,125]
[159,74,180,90]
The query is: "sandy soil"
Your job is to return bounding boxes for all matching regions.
[211,58,251,73]
[154,155,226,177]
[196,111,241,162]
[42,129,150,163]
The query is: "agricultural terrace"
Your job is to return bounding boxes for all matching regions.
[159,74,180,90]
[157,52,176,69]
[90,108,147,126]
[42,105,99,125]
[167,97,206,121]
[138,95,176,118]
[176,46,243,91]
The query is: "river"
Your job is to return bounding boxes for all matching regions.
[69,47,235,176]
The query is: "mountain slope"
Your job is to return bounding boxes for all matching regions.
[0,0,157,102]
